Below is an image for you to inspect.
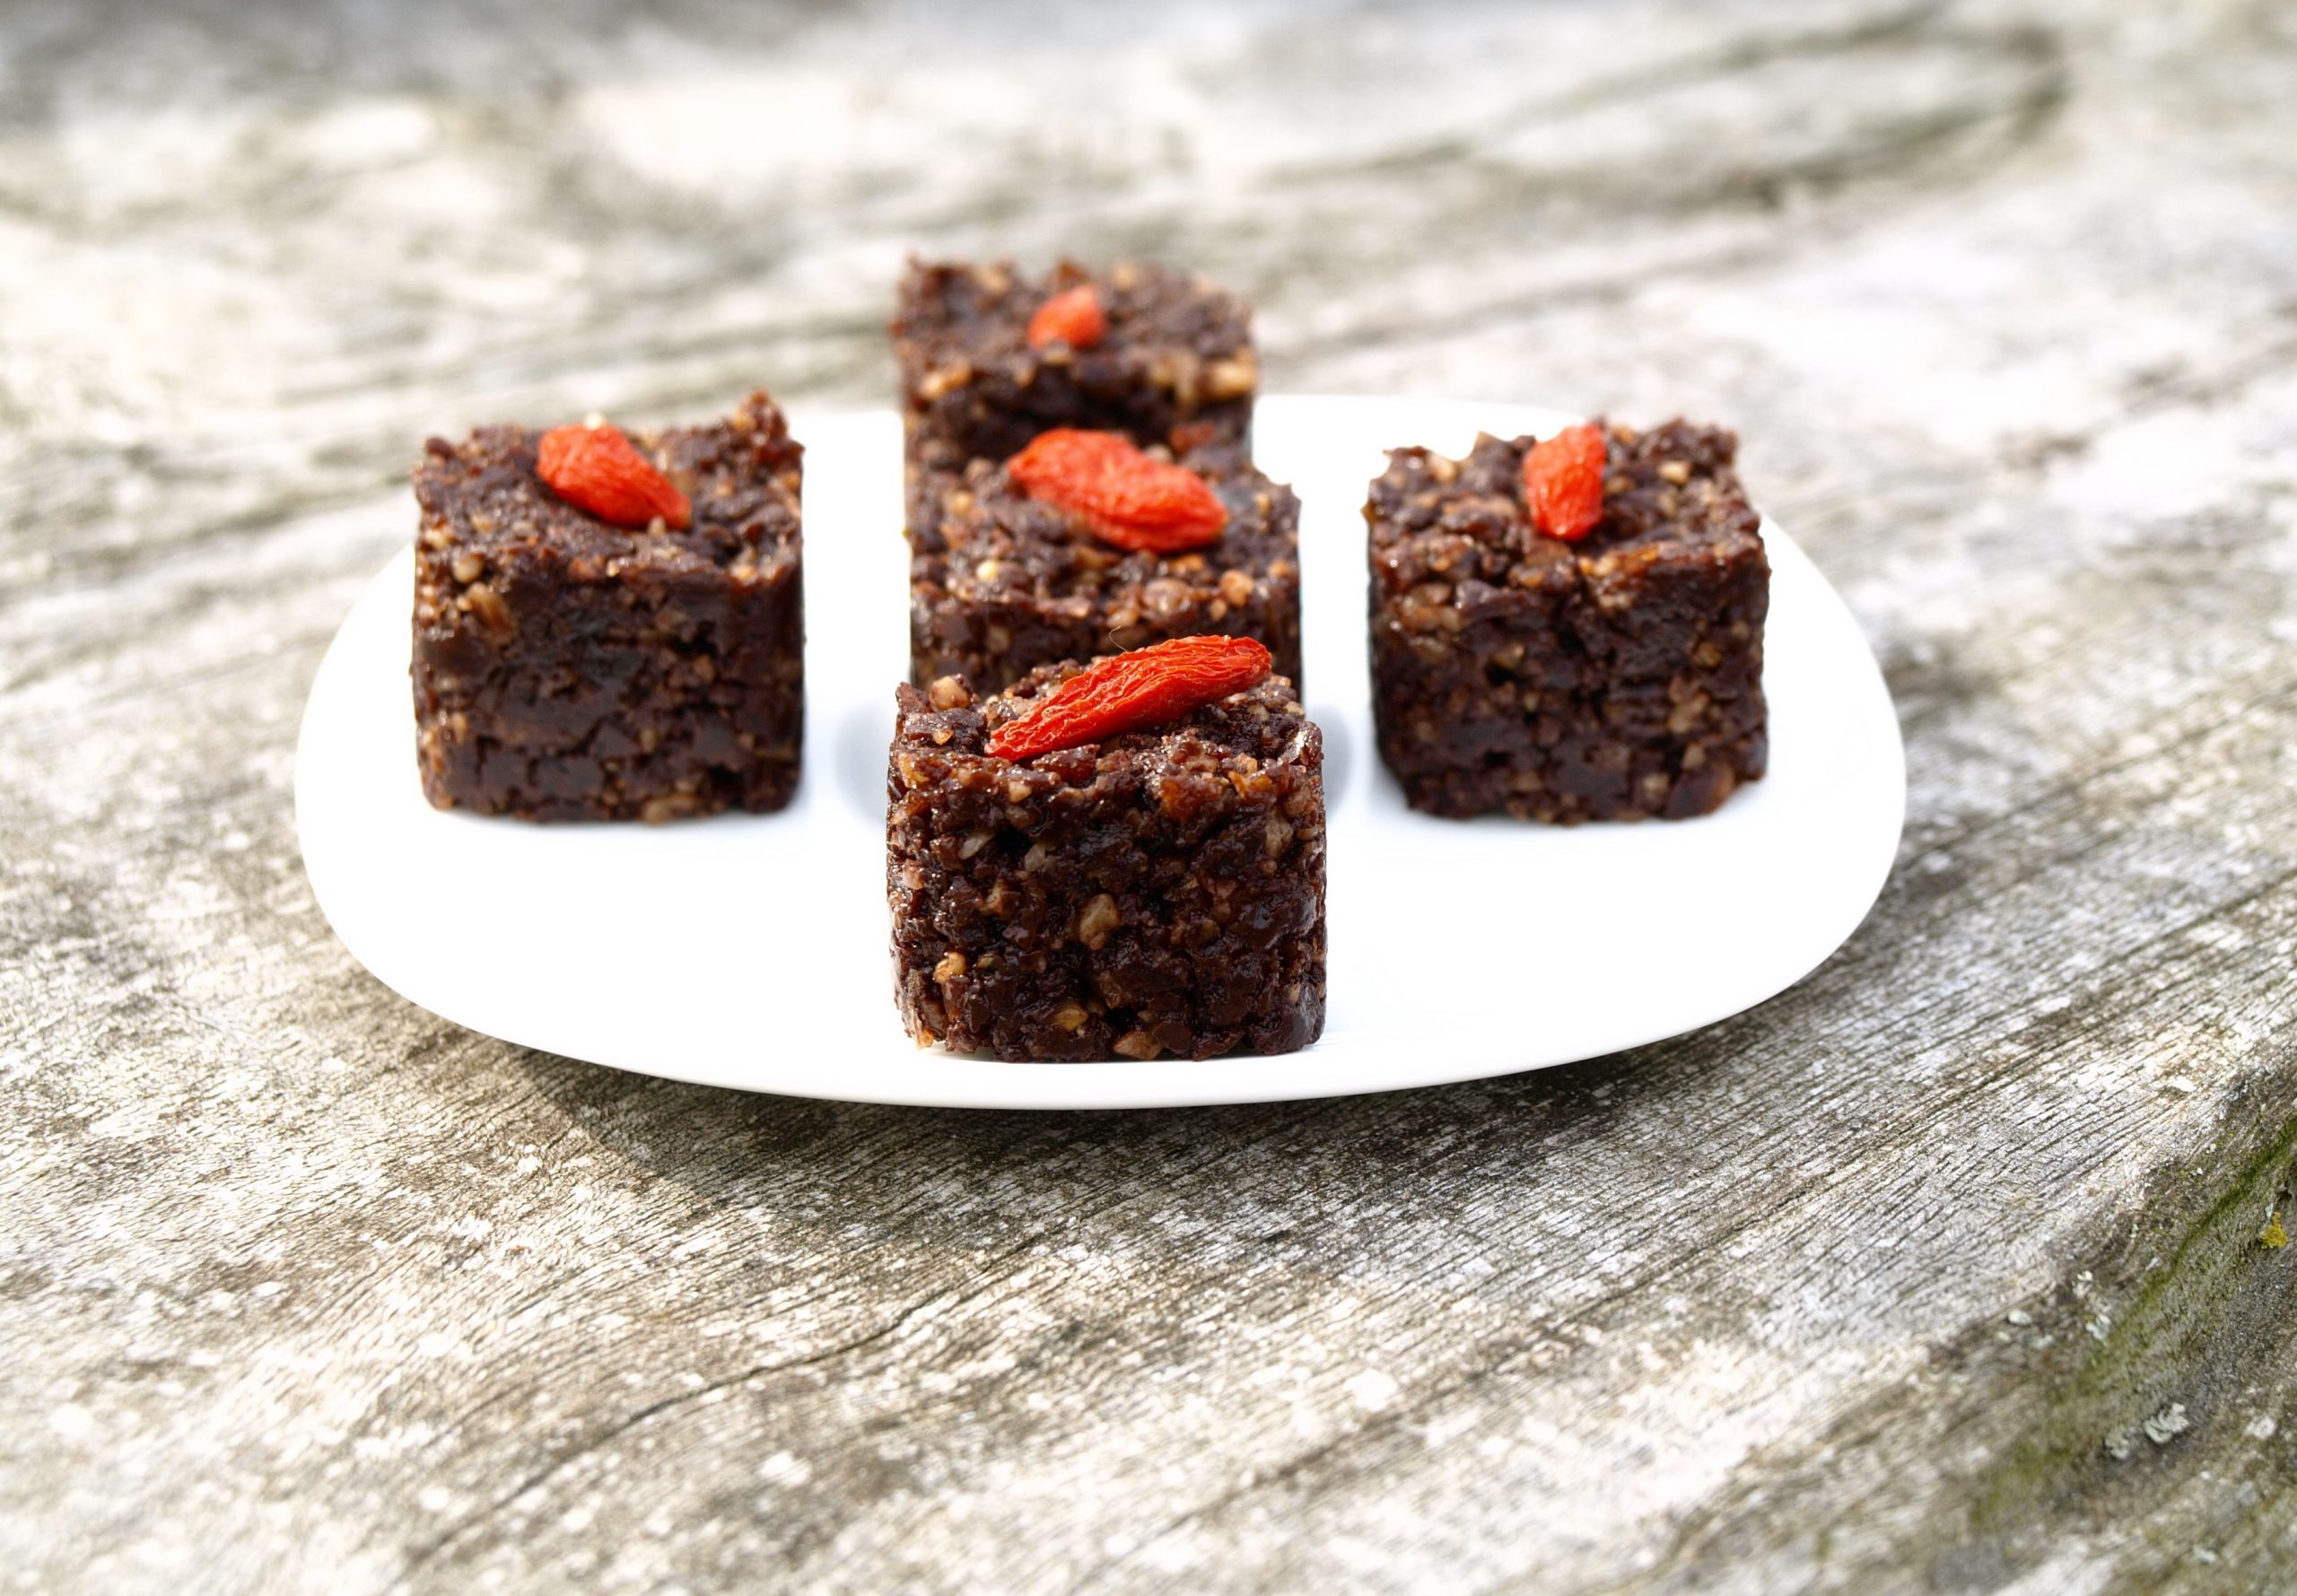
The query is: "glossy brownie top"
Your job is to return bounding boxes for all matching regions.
[1367,418,1762,597]
[895,257,1254,380]
[894,660,1313,794]
[413,389,801,575]
[910,439,1297,606]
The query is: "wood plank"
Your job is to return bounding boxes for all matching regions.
[3,2,2293,1590]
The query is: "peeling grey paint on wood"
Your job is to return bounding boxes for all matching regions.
[3,1,2294,1592]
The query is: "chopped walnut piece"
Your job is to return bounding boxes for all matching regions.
[916,362,974,401]
[1201,352,1259,400]
[1076,893,1121,950]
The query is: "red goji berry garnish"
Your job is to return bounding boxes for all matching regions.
[1007,428,1229,554]
[536,421,691,531]
[1521,423,1607,543]
[1026,284,1108,351]
[986,635,1274,760]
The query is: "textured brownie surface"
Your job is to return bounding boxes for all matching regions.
[894,257,1256,473]
[1367,418,1767,822]
[887,665,1325,1063]
[411,391,803,821]
[908,438,1302,697]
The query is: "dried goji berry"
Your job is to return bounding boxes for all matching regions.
[986,635,1273,760]
[1522,423,1607,543]
[1007,428,1228,554]
[1026,284,1108,351]
[536,421,691,531]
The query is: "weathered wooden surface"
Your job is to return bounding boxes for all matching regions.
[4,1,2294,1590]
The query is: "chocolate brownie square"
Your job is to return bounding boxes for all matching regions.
[887,664,1325,1062]
[1367,418,1767,822]
[893,257,1257,475]
[411,391,803,821]
[908,438,1301,697]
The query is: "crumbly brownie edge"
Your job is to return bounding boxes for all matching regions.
[894,257,1258,465]
[413,550,804,822]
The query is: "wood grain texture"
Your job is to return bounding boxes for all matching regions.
[4,1,2295,1591]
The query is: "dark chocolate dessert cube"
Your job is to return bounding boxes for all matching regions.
[908,438,1301,697]
[1367,418,1767,822]
[893,257,1257,474]
[887,665,1325,1062]
[411,391,803,821]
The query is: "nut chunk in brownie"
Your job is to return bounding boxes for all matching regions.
[909,432,1301,697]
[1367,418,1768,822]
[893,257,1257,473]
[411,391,804,822]
[887,647,1325,1063]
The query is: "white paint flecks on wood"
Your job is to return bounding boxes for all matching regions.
[4,2,2294,1592]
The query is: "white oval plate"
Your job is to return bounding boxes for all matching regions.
[297,396,1903,1110]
